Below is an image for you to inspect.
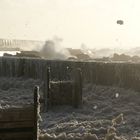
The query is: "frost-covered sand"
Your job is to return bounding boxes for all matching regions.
[40,84,140,139]
[0,78,140,139]
[0,77,42,108]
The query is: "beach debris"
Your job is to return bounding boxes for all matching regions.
[107,126,116,134]
[112,113,124,126]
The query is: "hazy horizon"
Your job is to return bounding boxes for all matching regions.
[1,0,140,49]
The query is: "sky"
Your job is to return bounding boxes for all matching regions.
[0,0,140,49]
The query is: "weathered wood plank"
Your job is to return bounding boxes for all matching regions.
[50,81,74,105]
[0,109,34,122]
[0,132,33,140]
[72,68,82,108]
[0,121,34,129]
[43,67,50,111]
[0,106,33,112]
[0,127,33,133]
[34,86,39,140]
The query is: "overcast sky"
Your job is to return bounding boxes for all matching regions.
[0,0,140,49]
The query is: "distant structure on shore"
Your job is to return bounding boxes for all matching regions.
[0,38,44,51]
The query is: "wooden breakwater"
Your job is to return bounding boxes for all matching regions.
[42,68,82,110]
[0,86,39,140]
[1,57,140,91]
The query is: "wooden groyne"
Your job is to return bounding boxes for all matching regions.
[1,57,140,91]
[0,86,40,140]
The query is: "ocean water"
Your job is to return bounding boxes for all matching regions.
[0,51,20,56]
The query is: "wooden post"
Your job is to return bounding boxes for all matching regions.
[72,68,83,108]
[34,86,39,140]
[43,67,51,112]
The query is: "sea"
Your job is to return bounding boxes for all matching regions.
[0,51,20,56]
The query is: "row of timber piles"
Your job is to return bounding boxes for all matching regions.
[0,57,140,91]
[0,57,75,80]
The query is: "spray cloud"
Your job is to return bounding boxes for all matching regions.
[40,36,72,60]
